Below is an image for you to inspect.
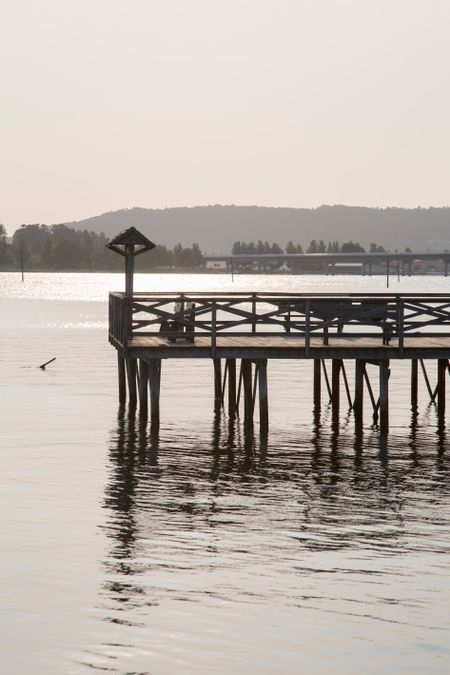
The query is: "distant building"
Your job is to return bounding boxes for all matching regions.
[206,259,227,270]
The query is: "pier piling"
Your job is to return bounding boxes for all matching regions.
[241,359,253,422]
[126,358,137,408]
[437,359,447,424]
[213,359,222,411]
[227,359,237,416]
[379,361,390,435]
[138,359,149,416]
[411,359,418,408]
[257,359,269,431]
[331,359,342,425]
[313,359,321,408]
[148,359,161,427]
[354,360,365,431]
[118,353,126,404]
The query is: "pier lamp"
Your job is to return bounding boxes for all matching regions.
[107,227,155,298]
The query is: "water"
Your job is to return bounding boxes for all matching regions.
[1,272,450,674]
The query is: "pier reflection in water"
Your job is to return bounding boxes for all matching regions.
[87,406,450,674]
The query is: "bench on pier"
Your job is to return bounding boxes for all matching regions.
[279,300,395,344]
[160,301,195,343]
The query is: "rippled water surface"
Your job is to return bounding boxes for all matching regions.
[1,272,450,674]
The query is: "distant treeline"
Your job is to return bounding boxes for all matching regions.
[0,224,204,271]
[232,240,405,254]
[0,223,415,273]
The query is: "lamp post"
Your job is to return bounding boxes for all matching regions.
[107,226,155,297]
[107,227,156,338]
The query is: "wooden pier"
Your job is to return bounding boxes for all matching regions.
[108,289,450,434]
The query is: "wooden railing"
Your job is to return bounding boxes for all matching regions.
[108,291,450,356]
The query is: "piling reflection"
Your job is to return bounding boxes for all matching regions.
[98,405,450,634]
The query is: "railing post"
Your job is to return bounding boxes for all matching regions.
[305,299,311,356]
[252,294,256,333]
[123,297,130,355]
[211,300,217,357]
[108,294,112,341]
[397,297,404,356]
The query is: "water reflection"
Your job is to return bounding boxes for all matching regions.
[91,406,450,670]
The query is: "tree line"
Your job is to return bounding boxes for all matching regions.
[232,239,396,254]
[0,224,205,271]
[0,223,414,273]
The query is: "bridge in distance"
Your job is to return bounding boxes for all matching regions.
[205,251,450,275]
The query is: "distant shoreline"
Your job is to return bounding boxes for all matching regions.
[0,268,445,277]
[0,267,210,274]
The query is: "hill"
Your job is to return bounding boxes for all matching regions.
[64,205,450,253]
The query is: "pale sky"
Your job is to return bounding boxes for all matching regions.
[1,0,449,231]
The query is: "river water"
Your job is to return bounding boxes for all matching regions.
[1,272,450,674]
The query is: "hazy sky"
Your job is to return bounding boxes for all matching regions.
[1,0,449,231]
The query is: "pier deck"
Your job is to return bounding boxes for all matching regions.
[128,334,450,359]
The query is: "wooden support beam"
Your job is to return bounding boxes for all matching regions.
[138,359,149,415]
[354,360,365,431]
[118,352,126,404]
[236,365,243,412]
[227,358,237,416]
[433,361,450,402]
[363,366,378,420]
[221,361,228,405]
[241,359,253,421]
[126,358,137,408]
[252,362,258,415]
[313,359,321,408]
[341,361,353,409]
[411,359,418,408]
[437,359,446,424]
[331,359,342,424]
[321,359,332,401]
[148,359,161,427]
[257,359,269,431]
[419,359,434,401]
[379,360,389,435]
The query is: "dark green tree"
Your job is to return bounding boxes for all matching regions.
[40,238,54,267]
[369,242,385,253]
[341,241,365,253]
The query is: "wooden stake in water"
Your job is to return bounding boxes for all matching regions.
[39,357,56,370]
[21,248,24,282]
